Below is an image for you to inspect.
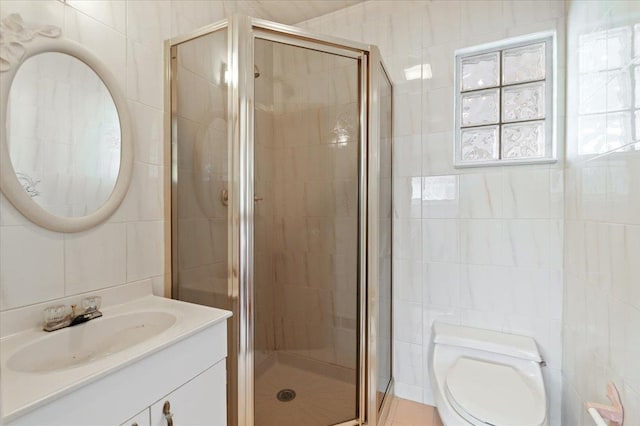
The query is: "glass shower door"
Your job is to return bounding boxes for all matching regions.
[170,26,239,426]
[252,37,361,426]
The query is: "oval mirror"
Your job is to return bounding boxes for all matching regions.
[0,16,133,232]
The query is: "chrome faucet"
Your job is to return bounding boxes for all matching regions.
[43,296,103,332]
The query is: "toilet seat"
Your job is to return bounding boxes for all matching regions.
[444,357,546,426]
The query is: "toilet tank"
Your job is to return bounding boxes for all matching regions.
[431,322,542,363]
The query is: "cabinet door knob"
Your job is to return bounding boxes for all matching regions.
[163,401,173,426]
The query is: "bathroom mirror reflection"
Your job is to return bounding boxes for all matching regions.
[6,52,121,217]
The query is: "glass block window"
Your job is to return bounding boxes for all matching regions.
[454,33,556,167]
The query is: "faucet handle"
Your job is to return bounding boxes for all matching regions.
[44,304,71,324]
[81,295,102,312]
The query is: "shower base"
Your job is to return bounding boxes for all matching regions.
[254,352,356,426]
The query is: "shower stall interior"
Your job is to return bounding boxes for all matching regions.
[166,15,393,426]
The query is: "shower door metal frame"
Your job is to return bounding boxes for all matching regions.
[166,14,393,426]
[368,53,395,426]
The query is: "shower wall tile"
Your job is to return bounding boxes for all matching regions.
[301,1,565,416]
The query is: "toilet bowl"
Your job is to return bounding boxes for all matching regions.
[429,322,548,426]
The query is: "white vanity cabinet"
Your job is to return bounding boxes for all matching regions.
[150,361,226,426]
[2,295,231,426]
[120,361,226,426]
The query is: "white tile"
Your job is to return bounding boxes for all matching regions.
[422,175,459,219]
[66,0,126,33]
[126,0,171,47]
[126,40,163,109]
[394,218,422,261]
[461,0,505,41]
[459,265,511,314]
[394,301,422,344]
[460,219,504,265]
[126,221,164,282]
[503,220,551,267]
[0,225,64,310]
[64,223,126,294]
[394,340,424,388]
[460,172,503,218]
[64,5,126,89]
[422,1,462,48]
[422,131,456,176]
[503,0,565,26]
[0,194,28,227]
[389,7,423,58]
[128,101,164,166]
[394,92,421,136]
[423,86,453,134]
[502,169,550,218]
[508,267,552,318]
[394,259,423,304]
[394,177,422,218]
[1,0,64,28]
[423,43,458,90]
[624,302,640,391]
[424,262,460,307]
[422,219,459,263]
[118,162,164,222]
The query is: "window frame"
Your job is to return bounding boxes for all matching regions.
[453,31,557,168]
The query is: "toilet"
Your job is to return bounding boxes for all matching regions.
[429,322,548,426]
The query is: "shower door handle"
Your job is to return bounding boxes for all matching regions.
[254,196,263,202]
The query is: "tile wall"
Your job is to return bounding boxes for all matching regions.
[299,2,565,422]
[0,1,275,313]
[563,1,640,424]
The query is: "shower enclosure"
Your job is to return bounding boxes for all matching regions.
[166,15,393,426]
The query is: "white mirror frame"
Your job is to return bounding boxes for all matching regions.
[0,18,133,233]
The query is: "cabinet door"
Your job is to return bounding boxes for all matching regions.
[120,409,151,426]
[150,360,226,426]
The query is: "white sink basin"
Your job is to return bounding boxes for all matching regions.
[8,311,176,373]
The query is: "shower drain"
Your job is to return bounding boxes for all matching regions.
[277,388,296,402]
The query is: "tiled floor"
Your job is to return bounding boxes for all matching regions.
[385,397,443,426]
[254,358,356,426]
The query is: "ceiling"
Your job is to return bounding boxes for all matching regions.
[238,1,363,25]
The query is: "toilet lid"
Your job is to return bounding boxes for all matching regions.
[445,357,546,426]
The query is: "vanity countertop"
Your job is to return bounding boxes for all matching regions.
[0,294,232,423]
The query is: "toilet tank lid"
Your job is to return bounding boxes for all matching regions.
[432,322,542,362]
